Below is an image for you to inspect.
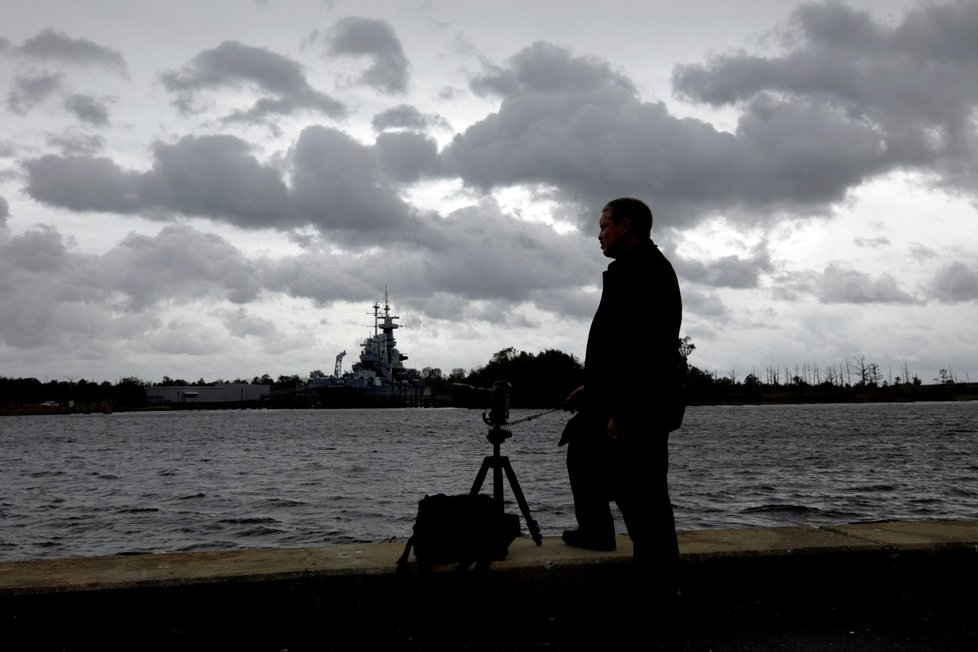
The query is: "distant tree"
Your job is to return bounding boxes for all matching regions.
[464,347,583,407]
[158,376,189,387]
[422,367,444,381]
[274,374,303,391]
[113,377,146,408]
[0,376,44,405]
[448,368,467,383]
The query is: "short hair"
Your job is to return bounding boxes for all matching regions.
[603,197,652,238]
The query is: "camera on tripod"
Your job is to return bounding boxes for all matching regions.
[483,380,511,428]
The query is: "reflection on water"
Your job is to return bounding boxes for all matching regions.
[1,401,976,561]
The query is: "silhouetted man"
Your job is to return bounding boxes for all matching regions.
[561,196,685,595]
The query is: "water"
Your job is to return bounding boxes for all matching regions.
[1,402,976,562]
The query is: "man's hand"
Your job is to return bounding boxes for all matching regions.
[563,385,585,413]
[607,417,625,442]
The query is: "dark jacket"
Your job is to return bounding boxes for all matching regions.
[582,239,684,434]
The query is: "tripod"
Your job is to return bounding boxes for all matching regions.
[470,421,543,546]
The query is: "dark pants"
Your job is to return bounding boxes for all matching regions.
[567,430,679,589]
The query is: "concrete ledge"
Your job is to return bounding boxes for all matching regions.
[3,520,977,650]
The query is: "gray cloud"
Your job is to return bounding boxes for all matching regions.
[681,288,733,321]
[213,306,310,356]
[63,94,112,127]
[160,40,346,121]
[443,41,875,232]
[324,16,409,94]
[0,201,595,354]
[443,4,978,234]
[257,197,597,324]
[288,125,434,243]
[6,71,64,115]
[674,244,773,289]
[145,135,293,227]
[930,261,978,302]
[47,131,105,156]
[672,1,978,197]
[100,225,263,310]
[854,235,891,248]
[23,127,439,248]
[25,154,142,213]
[0,226,107,349]
[15,28,128,76]
[0,194,9,227]
[371,104,451,132]
[24,135,292,226]
[814,264,918,304]
[0,224,263,353]
[374,131,443,183]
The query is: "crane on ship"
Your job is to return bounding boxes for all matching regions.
[334,351,346,378]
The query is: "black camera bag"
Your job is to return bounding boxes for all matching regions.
[396,493,521,571]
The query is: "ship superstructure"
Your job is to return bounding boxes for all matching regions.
[308,290,429,406]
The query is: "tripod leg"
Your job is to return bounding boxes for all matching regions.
[470,456,494,496]
[501,457,543,546]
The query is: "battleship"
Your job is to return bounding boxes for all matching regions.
[304,292,432,408]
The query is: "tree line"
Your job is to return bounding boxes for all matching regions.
[2,337,974,414]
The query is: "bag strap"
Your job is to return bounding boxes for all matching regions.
[395,535,414,571]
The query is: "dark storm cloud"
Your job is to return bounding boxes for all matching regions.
[930,261,978,302]
[373,131,443,182]
[23,128,436,248]
[288,125,435,242]
[25,135,292,224]
[145,135,292,226]
[160,40,346,121]
[6,71,64,115]
[15,28,128,76]
[24,154,143,213]
[443,42,859,231]
[63,94,111,127]
[371,104,451,132]
[323,16,409,94]
[672,0,978,196]
[445,4,978,231]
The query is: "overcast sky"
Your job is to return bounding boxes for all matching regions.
[1,0,976,388]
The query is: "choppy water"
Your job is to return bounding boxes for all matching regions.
[1,402,976,562]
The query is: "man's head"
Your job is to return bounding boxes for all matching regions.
[598,197,652,258]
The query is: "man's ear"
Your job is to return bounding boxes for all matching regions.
[620,217,632,234]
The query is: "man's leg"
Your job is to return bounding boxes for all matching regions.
[614,433,679,593]
[565,435,616,549]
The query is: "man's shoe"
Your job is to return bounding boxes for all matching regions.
[562,529,616,551]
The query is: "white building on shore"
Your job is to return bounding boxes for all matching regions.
[145,384,270,405]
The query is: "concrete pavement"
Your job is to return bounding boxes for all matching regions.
[2,519,977,650]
